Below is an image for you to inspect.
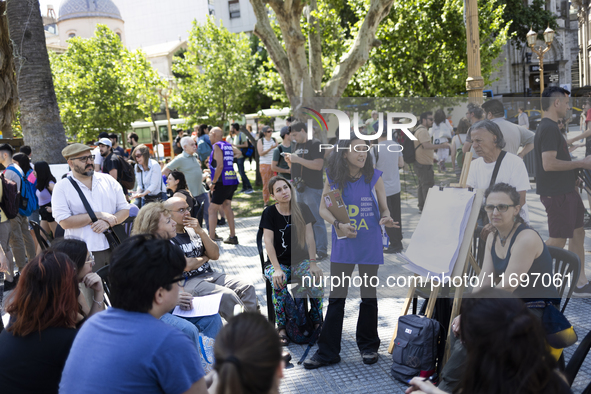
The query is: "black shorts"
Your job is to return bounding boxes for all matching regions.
[211,183,237,205]
[39,203,55,223]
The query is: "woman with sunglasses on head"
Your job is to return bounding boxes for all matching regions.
[260,176,323,345]
[303,138,398,369]
[439,182,562,392]
[131,144,167,207]
[0,251,79,394]
[50,238,105,323]
[257,126,278,206]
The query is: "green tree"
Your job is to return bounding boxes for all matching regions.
[51,25,162,143]
[345,0,511,97]
[172,17,253,127]
[499,0,557,47]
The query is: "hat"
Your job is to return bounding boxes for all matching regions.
[262,126,272,133]
[97,138,112,147]
[62,143,92,160]
[280,126,289,138]
[98,132,110,139]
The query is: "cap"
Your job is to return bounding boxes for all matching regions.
[262,126,272,133]
[98,138,112,147]
[280,126,289,138]
[62,143,92,160]
[98,132,110,139]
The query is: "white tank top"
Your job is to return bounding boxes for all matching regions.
[259,138,275,165]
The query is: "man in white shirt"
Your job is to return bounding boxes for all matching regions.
[52,143,130,270]
[466,120,531,223]
[517,107,529,129]
[370,122,405,253]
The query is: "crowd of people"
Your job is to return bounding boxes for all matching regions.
[0,86,589,393]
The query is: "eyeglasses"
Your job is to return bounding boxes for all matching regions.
[265,130,273,133]
[134,154,143,158]
[72,155,95,163]
[172,207,188,214]
[85,254,95,267]
[169,275,188,287]
[483,204,515,213]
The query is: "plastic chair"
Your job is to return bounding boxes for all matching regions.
[256,227,276,324]
[547,246,580,314]
[564,328,591,386]
[95,265,112,307]
[29,221,51,251]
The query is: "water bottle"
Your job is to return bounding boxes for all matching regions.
[381,224,389,248]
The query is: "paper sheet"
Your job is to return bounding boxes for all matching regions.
[401,187,475,280]
[172,293,223,317]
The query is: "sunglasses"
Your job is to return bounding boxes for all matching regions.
[134,154,143,158]
[484,204,515,213]
[71,155,95,163]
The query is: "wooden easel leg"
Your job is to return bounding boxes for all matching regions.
[443,286,465,366]
[424,285,441,319]
[388,283,416,354]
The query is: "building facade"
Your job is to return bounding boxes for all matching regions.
[487,0,579,96]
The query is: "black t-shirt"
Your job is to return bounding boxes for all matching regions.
[292,139,324,190]
[0,327,77,393]
[113,146,125,157]
[534,118,576,196]
[259,203,315,266]
[174,135,184,155]
[102,152,121,175]
[171,231,212,276]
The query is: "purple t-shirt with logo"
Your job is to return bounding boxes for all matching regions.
[327,169,383,265]
[209,141,239,186]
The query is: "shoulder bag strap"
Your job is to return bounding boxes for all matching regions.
[68,177,98,222]
[489,150,507,188]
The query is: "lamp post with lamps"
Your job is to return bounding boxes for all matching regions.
[526,25,555,97]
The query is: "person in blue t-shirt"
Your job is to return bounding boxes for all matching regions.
[59,235,208,394]
[304,137,398,369]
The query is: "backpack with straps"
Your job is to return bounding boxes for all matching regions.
[0,173,19,219]
[197,137,213,163]
[115,155,136,190]
[398,130,421,164]
[6,166,38,217]
[239,132,254,158]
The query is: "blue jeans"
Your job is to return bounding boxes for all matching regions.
[160,312,223,347]
[236,158,252,190]
[297,187,328,254]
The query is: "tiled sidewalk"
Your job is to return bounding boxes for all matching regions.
[212,194,591,394]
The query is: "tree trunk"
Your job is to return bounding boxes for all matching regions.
[249,0,394,111]
[6,0,67,163]
[0,1,17,139]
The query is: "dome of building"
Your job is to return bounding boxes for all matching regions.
[58,0,123,22]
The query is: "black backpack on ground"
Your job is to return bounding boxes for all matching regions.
[391,314,441,383]
[0,173,18,219]
[115,155,136,190]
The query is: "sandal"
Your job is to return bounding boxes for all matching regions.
[277,328,289,346]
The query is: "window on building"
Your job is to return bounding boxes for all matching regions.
[68,33,76,38]
[229,0,240,19]
[116,32,122,39]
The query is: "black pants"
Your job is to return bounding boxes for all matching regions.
[386,192,403,249]
[315,263,380,361]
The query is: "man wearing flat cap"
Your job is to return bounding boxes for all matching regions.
[51,143,130,270]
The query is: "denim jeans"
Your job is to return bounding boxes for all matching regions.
[160,312,223,347]
[297,187,328,255]
[236,158,252,190]
[195,192,210,229]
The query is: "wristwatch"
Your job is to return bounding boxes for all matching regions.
[333,219,340,230]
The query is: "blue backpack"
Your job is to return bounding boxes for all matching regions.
[197,137,213,163]
[6,167,38,217]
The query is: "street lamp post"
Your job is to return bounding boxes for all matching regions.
[527,26,555,97]
[157,87,174,159]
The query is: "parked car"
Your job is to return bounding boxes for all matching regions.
[506,109,542,131]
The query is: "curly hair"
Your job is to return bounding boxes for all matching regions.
[132,202,171,237]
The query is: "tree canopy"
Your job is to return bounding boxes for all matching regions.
[51,25,161,142]
[172,17,253,127]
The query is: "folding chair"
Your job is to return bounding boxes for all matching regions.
[95,265,112,307]
[256,227,276,324]
[547,246,580,314]
[29,221,51,251]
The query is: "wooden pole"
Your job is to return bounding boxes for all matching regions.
[465,0,483,100]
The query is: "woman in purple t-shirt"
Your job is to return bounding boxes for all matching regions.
[303,138,398,369]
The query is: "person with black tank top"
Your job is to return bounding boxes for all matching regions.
[439,183,563,393]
